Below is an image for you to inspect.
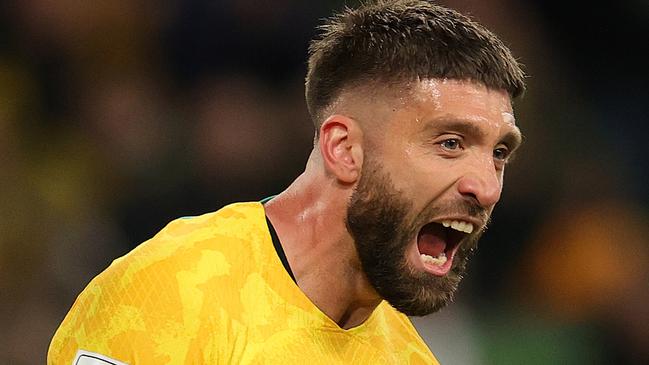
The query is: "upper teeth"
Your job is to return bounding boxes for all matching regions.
[441,220,474,234]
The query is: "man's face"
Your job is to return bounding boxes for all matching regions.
[346,79,521,316]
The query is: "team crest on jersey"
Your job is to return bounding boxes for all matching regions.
[72,350,129,365]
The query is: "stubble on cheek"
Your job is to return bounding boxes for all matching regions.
[346,158,482,316]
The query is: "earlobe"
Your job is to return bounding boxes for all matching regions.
[318,115,363,184]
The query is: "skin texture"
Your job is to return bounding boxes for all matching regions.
[264,78,521,329]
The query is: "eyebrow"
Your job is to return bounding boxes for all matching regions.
[423,117,524,152]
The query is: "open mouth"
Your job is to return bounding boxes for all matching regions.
[416,220,473,274]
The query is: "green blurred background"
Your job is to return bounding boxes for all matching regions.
[1,1,648,364]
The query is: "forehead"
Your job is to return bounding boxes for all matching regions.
[401,78,515,127]
[333,78,517,145]
[342,78,518,150]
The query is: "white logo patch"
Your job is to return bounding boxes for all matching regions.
[72,350,129,365]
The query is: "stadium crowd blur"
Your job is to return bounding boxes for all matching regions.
[1,1,648,364]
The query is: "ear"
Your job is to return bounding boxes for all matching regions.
[318,114,363,184]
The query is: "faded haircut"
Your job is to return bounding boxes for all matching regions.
[305,0,526,130]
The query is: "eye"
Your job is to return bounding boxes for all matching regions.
[493,146,510,161]
[440,138,461,150]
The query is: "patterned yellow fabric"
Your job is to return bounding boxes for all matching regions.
[48,202,438,364]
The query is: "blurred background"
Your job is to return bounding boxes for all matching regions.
[1,0,648,364]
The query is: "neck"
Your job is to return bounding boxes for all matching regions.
[264,157,382,329]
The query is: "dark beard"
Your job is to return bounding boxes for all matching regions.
[346,158,486,316]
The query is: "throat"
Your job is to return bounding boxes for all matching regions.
[418,232,447,257]
[417,223,448,257]
[336,298,384,329]
[296,264,383,330]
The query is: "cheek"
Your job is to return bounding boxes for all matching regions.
[402,154,461,198]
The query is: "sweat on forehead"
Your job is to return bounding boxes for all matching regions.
[324,77,508,119]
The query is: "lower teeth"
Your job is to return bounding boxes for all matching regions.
[421,253,447,266]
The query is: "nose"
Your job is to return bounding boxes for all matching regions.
[456,165,502,208]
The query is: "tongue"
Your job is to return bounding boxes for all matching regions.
[418,223,447,257]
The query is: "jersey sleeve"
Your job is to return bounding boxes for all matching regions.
[47,259,173,364]
[47,216,244,365]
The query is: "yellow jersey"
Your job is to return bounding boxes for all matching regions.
[48,202,438,364]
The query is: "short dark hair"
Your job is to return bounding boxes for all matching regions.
[305,0,526,128]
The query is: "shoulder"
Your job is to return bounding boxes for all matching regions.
[84,201,268,304]
[114,201,266,269]
[148,201,266,245]
[48,201,269,364]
